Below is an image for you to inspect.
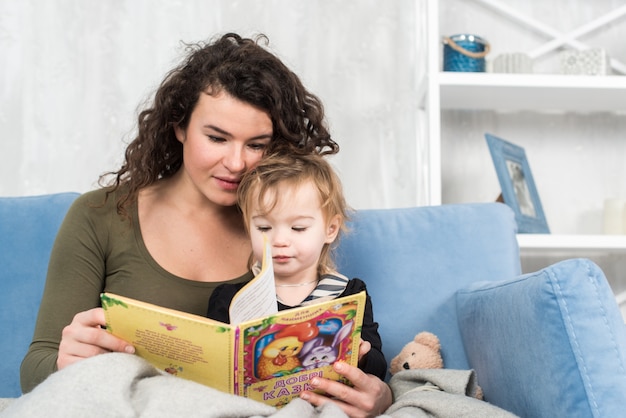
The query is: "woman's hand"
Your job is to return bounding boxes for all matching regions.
[57,307,135,370]
[300,361,392,418]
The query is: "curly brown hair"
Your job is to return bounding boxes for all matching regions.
[100,33,339,216]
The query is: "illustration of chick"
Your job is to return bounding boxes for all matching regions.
[256,336,304,379]
[256,321,319,379]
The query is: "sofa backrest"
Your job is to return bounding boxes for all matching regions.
[0,194,521,396]
[334,202,521,374]
[0,193,80,397]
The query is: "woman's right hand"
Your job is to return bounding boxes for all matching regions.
[57,307,135,370]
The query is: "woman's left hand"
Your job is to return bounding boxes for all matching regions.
[300,361,392,418]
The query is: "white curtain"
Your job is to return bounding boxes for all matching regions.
[0,0,427,209]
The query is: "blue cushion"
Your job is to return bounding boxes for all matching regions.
[335,203,521,374]
[457,258,626,417]
[0,193,80,397]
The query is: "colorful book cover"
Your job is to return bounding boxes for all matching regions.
[237,292,365,406]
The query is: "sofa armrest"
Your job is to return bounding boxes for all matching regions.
[457,258,626,417]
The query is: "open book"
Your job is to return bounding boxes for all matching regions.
[101,239,365,407]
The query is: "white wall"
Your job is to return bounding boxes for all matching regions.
[2,0,624,223]
[0,0,425,209]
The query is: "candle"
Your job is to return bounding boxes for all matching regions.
[603,198,625,235]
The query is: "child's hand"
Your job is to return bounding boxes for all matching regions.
[357,338,371,362]
[300,361,392,418]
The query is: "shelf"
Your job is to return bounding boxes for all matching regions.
[517,234,626,256]
[438,72,626,113]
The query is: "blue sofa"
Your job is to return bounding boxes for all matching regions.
[1,193,625,417]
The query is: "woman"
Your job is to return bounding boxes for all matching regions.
[20,33,391,417]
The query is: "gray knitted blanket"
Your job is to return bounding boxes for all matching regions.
[1,354,517,417]
[379,369,519,418]
[0,353,347,418]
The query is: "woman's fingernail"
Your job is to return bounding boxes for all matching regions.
[125,345,135,354]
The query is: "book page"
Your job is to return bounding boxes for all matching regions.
[229,236,278,325]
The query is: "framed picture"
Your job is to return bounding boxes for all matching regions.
[485,133,550,233]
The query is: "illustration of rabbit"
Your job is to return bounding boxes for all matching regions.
[299,321,353,370]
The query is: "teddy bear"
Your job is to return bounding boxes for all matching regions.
[389,331,483,400]
[389,331,444,374]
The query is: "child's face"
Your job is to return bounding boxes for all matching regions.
[248,180,340,283]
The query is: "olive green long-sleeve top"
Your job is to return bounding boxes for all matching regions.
[20,188,251,393]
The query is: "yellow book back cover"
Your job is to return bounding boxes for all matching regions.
[101,293,234,394]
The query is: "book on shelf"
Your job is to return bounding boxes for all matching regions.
[101,238,365,408]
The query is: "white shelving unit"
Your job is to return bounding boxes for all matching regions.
[424,0,626,260]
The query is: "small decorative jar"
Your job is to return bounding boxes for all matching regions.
[492,53,534,74]
[560,48,611,76]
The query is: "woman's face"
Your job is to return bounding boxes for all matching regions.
[175,91,273,207]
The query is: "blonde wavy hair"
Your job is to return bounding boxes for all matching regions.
[237,153,350,275]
